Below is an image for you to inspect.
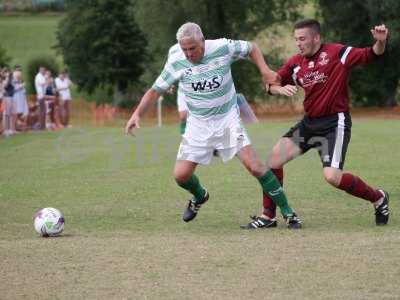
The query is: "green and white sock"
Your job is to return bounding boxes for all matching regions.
[176,174,206,204]
[257,170,293,217]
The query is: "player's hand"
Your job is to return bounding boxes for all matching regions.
[166,85,176,95]
[125,113,140,136]
[277,85,298,97]
[371,24,388,42]
[262,70,280,86]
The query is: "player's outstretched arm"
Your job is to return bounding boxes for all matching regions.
[371,24,388,55]
[269,84,298,97]
[125,88,161,136]
[249,42,279,89]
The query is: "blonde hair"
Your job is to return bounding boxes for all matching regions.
[13,70,22,81]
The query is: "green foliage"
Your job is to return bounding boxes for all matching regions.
[135,0,302,101]
[0,44,11,67]
[317,0,400,106]
[26,55,59,94]
[56,0,147,105]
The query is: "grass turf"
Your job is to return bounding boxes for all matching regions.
[0,119,399,299]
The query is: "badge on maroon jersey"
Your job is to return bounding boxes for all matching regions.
[319,52,329,66]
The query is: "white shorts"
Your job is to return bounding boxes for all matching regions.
[177,88,188,112]
[177,108,251,165]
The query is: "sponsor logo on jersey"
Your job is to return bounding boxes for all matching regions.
[184,68,193,76]
[319,51,329,66]
[302,71,328,87]
[185,68,193,76]
[191,75,223,92]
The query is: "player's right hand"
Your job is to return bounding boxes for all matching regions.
[125,113,140,136]
[277,85,298,97]
[262,70,280,85]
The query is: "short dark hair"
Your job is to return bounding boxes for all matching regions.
[294,19,321,35]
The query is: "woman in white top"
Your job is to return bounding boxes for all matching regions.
[55,71,72,127]
[12,70,29,130]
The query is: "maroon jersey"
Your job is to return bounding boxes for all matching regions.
[278,43,378,117]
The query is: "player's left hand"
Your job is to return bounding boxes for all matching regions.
[371,24,388,42]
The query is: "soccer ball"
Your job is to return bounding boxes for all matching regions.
[34,207,65,237]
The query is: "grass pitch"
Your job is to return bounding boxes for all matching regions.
[1,118,400,299]
[0,15,62,69]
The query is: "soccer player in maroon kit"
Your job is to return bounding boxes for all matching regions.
[241,19,389,229]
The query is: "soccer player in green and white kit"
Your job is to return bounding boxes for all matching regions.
[125,22,301,228]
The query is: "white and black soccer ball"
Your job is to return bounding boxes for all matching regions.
[34,207,65,237]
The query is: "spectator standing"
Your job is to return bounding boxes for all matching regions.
[55,71,72,127]
[12,69,29,131]
[44,70,57,130]
[0,68,5,134]
[2,70,16,136]
[35,66,47,130]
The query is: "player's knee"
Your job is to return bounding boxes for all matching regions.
[323,170,341,187]
[174,169,191,183]
[246,160,265,177]
[268,147,285,169]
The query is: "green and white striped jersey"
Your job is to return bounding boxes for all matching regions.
[152,38,252,119]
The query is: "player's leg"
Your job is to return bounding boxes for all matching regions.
[174,159,201,197]
[174,159,209,222]
[323,163,389,226]
[175,117,214,222]
[237,145,301,229]
[320,113,389,225]
[261,119,308,221]
[324,168,389,225]
[261,137,303,219]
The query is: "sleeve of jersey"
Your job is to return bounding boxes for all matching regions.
[277,60,296,86]
[226,39,252,61]
[151,62,180,94]
[339,46,377,68]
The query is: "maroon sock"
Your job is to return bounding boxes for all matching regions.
[338,173,382,203]
[262,168,282,218]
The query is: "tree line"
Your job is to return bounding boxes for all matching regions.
[54,0,399,107]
